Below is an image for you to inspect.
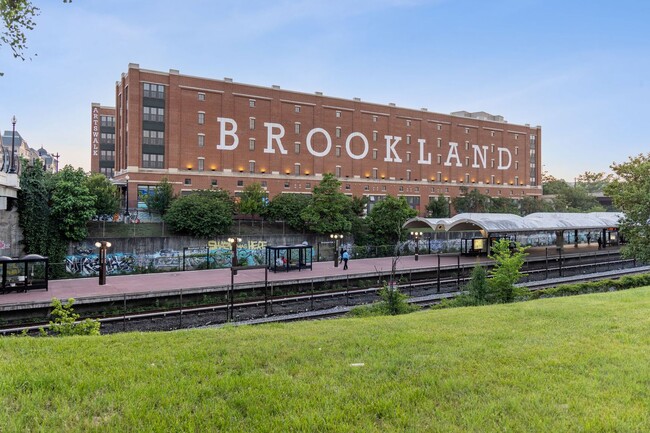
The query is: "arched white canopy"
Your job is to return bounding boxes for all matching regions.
[403,212,623,233]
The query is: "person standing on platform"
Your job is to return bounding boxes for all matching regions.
[342,250,350,270]
[597,237,602,250]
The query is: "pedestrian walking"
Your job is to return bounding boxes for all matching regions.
[597,237,602,250]
[342,250,350,270]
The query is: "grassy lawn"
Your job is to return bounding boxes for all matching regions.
[1,288,650,432]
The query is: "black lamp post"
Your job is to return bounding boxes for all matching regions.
[94,241,112,285]
[124,174,130,222]
[9,115,16,173]
[411,231,423,261]
[330,234,343,267]
[228,237,242,275]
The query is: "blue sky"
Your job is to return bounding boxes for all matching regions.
[1,0,649,181]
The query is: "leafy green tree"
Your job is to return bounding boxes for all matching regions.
[576,171,614,193]
[487,239,528,303]
[164,190,235,237]
[263,193,312,231]
[50,166,96,242]
[557,186,603,212]
[449,264,490,307]
[605,153,650,262]
[519,196,551,216]
[86,173,119,217]
[425,195,450,218]
[48,298,101,336]
[350,195,369,217]
[365,195,417,246]
[452,187,489,214]
[542,178,570,195]
[1,0,71,75]
[300,173,352,234]
[488,197,519,214]
[17,158,51,255]
[238,182,267,222]
[144,177,175,216]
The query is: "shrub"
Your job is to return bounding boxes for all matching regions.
[349,284,419,317]
[48,298,101,336]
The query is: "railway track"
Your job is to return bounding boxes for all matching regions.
[2,258,647,335]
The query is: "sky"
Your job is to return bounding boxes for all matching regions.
[1,0,649,181]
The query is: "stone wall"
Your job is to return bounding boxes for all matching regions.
[0,207,23,258]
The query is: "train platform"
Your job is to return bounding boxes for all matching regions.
[0,243,617,310]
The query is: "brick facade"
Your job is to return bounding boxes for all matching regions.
[93,63,542,215]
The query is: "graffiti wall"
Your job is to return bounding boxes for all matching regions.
[65,241,270,277]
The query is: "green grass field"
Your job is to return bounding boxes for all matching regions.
[2,288,649,432]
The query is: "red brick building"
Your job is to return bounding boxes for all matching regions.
[92,63,542,215]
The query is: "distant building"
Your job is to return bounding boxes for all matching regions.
[1,131,57,172]
[92,63,542,215]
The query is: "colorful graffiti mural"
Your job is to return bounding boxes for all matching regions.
[66,243,268,277]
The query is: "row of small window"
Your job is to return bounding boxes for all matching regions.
[100,116,115,127]
[143,83,165,99]
[99,167,114,177]
[100,132,115,144]
[142,153,164,168]
[143,130,164,146]
[143,106,164,122]
[99,150,115,161]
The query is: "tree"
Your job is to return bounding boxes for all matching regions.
[164,190,235,237]
[1,0,71,75]
[17,158,51,255]
[488,197,519,214]
[576,171,614,193]
[365,195,417,247]
[300,173,352,234]
[86,173,119,217]
[519,196,551,216]
[487,239,528,303]
[144,177,175,217]
[605,153,650,262]
[50,166,96,242]
[452,187,489,214]
[238,182,267,223]
[425,195,450,218]
[263,193,312,231]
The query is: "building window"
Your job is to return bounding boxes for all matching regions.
[364,185,369,191]
[249,117,255,130]
[491,144,495,153]
[237,180,244,187]
[465,127,469,134]
[249,99,256,108]
[491,131,495,137]
[464,141,469,151]
[406,152,411,162]
[305,182,310,189]
[198,159,204,172]
[437,124,442,131]
[294,164,301,176]
[335,166,342,177]
[198,112,205,125]
[491,175,495,184]
[415,187,419,193]
[211,179,218,187]
[406,120,411,127]
[100,116,115,127]
[249,161,255,173]
[142,153,164,169]
[284,181,290,188]
[184,178,191,186]
[345,184,351,190]
[249,138,255,151]
[437,138,441,148]
[406,135,411,145]
[100,132,115,144]
[100,150,115,161]
[406,170,412,181]
[261,181,268,188]
[143,130,164,146]
[515,161,519,170]
[437,172,442,182]
[373,131,378,142]
[437,154,442,164]
[465,157,469,166]
[143,106,164,122]
[294,142,300,154]
[382,185,387,192]
[399,186,404,192]
[294,122,300,134]
[515,176,519,185]
[198,134,205,148]
[465,173,470,183]
[295,105,301,113]
[336,146,341,157]
[336,127,341,138]
[198,92,205,101]
[491,159,495,168]
[371,168,378,179]
[515,134,519,140]
[372,149,378,160]
[336,111,341,118]
[515,146,519,156]
[143,82,165,99]
[373,115,378,123]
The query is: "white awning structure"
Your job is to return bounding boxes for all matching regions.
[403,212,624,234]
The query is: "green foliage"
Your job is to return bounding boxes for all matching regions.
[86,173,119,216]
[144,177,175,216]
[48,298,100,336]
[164,190,235,237]
[349,284,419,317]
[300,173,352,234]
[543,177,603,212]
[349,195,369,217]
[365,195,417,246]
[605,153,650,263]
[50,166,96,241]
[487,239,528,303]
[519,196,551,216]
[452,187,489,214]
[238,182,267,219]
[425,194,450,218]
[489,197,519,214]
[17,158,51,254]
[263,193,312,231]
[576,171,614,193]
